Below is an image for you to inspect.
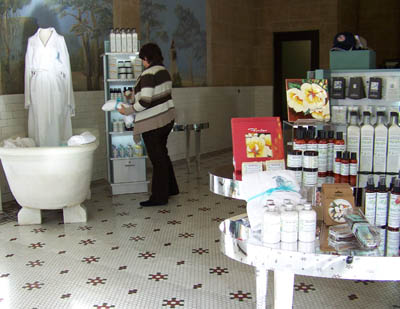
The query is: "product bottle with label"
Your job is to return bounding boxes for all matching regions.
[263,203,281,244]
[298,203,317,242]
[388,178,400,229]
[110,28,116,52]
[373,111,388,184]
[386,112,400,185]
[359,111,374,187]
[327,130,335,182]
[334,151,342,183]
[340,151,349,183]
[121,28,127,52]
[334,131,346,155]
[293,127,306,152]
[115,28,122,53]
[349,152,358,187]
[306,127,317,151]
[126,29,132,52]
[347,111,360,162]
[280,203,298,242]
[375,175,389,227]
[387,178,400,257]
[364,175,376,225]
[317,130,328,180]
[132,28,138,53]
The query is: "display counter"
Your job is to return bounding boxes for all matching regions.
[209,167,400,309]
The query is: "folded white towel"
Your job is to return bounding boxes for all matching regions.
[2,137,36,148]
[102,100,132,112]
[124,114,135,127]
[241,170,302,232]
[67,131,96,146]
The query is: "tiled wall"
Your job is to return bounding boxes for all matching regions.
[0,86,272,202]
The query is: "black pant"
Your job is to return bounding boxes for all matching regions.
[142,121,179,203]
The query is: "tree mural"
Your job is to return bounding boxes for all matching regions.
[0,0,35,94]
[173,4,206,86]
[45,0,112,90]
[140,0,168,44]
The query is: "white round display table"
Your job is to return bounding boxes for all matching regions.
[210,167,400,308]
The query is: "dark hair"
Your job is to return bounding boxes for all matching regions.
[139,43,164,65]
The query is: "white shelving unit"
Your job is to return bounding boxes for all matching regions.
[102,51,149,195]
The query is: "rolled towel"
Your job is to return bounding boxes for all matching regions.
[102,100,123,111]
[2,137,36,148]
[67,131,96,146]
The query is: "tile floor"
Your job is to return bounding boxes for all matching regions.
[0,151,399,309]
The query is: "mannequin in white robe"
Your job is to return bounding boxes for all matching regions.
[24,27,75,146]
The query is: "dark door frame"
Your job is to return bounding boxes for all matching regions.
[273,30,320,119]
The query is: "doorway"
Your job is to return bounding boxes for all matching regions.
[273,30,319,120]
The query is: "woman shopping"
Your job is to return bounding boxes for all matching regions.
[118,42,179,206]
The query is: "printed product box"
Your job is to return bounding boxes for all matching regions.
[321,183,355,226]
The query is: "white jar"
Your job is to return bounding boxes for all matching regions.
[280,203,298,242]
[298,203,317,242]
[262,204,281,244]
[280,241,298,252]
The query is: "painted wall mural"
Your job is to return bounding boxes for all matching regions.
[0,0,112,95]
[140,0,206,87]
[0,0,206,95]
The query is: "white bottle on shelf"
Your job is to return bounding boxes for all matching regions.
[280,203,298,243]
[121,28,127,53]
[386,112,400,182]
[359,111,374,187]
[346,111,360,165]
[262,203,281,244]
[132,28,138,53]
[115,28,122,53]
[126,29,132,53]
[373,111,388,184]
[110,28,116,53]
[298,203,316,242]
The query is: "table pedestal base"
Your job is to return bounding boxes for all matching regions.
[255,267,294,308]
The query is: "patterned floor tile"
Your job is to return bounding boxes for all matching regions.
[0,150,398,308]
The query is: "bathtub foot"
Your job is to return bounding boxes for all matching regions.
[63,204,87,223]
[18,207,42,225]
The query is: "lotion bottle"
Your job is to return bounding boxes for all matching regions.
[115,28,122,53]
[375,175,389,227]
[280,203,298,243]
[132,28,138,53]
[347,111,360,163]
[386,112,400,185]
[364,175,377,225]
[262,203,281,244]
[359,111,374,187]
[110,28,116,52]
[298,203,317,242]
[373,111,388,185]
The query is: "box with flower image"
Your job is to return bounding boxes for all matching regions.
[231,117,285,180]
[286,79,330,122]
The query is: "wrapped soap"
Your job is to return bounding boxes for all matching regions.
[344,209,380,250]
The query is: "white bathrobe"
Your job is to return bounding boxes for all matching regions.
[24,27,75,146]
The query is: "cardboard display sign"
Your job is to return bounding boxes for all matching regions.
[286,79,330,122]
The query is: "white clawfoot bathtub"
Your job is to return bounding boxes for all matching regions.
[0,131,99,225]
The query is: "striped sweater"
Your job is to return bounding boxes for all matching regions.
[127,64,175,135]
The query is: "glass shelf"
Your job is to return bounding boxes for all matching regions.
[110,156,147,160]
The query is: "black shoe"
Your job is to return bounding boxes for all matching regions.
[169,191,179,196]
[140,200,167,207]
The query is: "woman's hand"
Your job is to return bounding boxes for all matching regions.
[118,105,127,115]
